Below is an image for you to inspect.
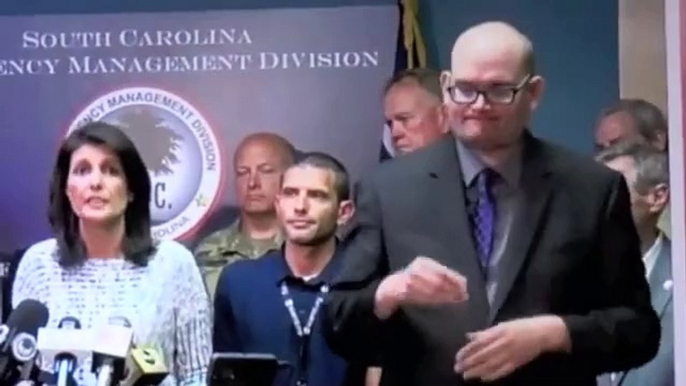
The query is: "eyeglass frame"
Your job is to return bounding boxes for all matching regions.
[445,74,534,106]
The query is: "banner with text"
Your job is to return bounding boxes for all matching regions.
[0,6,398,252]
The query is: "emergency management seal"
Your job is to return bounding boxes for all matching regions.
[67,86,223,240]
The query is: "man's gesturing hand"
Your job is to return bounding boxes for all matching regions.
[455,316,571,382]
[374,256,469,319]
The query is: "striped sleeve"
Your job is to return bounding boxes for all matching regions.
[11,240,53,308]
[173,244,213,386]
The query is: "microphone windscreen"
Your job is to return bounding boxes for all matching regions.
[7,300,49,337]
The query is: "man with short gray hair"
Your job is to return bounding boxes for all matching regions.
[594,99,668,152]
[382,68,449,157]
[597,140,673,386]
[597,141,669,254]
[594,98,671,240]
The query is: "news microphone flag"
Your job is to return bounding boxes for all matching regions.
[121,346,169,386]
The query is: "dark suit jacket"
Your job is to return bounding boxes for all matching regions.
[324,134,660,386]
[616,239,673,386]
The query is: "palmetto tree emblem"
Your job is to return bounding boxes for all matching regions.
[117,108,184,175]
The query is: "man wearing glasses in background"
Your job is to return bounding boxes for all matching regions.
[324,21,659,386]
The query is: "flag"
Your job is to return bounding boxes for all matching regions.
[380,0,428,161]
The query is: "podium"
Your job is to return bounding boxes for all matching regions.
[207,353,281,386]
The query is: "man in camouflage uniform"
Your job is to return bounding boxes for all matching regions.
[195,132,296,297]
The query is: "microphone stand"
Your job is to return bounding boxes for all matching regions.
[54,353,77,386]
[14,368,54,386]
[95,361,114,386]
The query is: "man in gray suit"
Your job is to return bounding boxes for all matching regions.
[598,140,673,386]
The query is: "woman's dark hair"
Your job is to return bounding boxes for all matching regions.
[49,121,155,267]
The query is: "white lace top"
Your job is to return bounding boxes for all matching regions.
[11,238,212,386]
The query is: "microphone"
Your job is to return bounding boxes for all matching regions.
[37,316,92,386]
[91,317,134,386]
[12,331,53,386]
[0,299,49,384]
[121,346,169,386]
[12,332,38,381]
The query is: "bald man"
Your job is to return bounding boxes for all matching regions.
[195,132,296,297]
[324,21,659,386]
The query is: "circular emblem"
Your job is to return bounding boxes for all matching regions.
[68,86,223,240]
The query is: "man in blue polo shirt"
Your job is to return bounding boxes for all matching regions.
[213,151,361,386]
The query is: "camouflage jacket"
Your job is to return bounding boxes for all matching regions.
[194,219,284,298]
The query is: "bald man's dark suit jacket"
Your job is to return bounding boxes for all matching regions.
[324,134,660,386]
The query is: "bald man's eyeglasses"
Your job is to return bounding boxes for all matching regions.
[447,74,533,105]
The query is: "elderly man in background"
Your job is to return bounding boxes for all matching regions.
[594,98,671,239]
[596,140,673,386]
[381,68,450,158]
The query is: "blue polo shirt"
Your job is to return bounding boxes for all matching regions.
[213,247,362,386]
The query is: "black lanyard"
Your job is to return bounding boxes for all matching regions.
[280,281,329,386]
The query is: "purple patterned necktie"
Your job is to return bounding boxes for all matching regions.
[470,169,497,275]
